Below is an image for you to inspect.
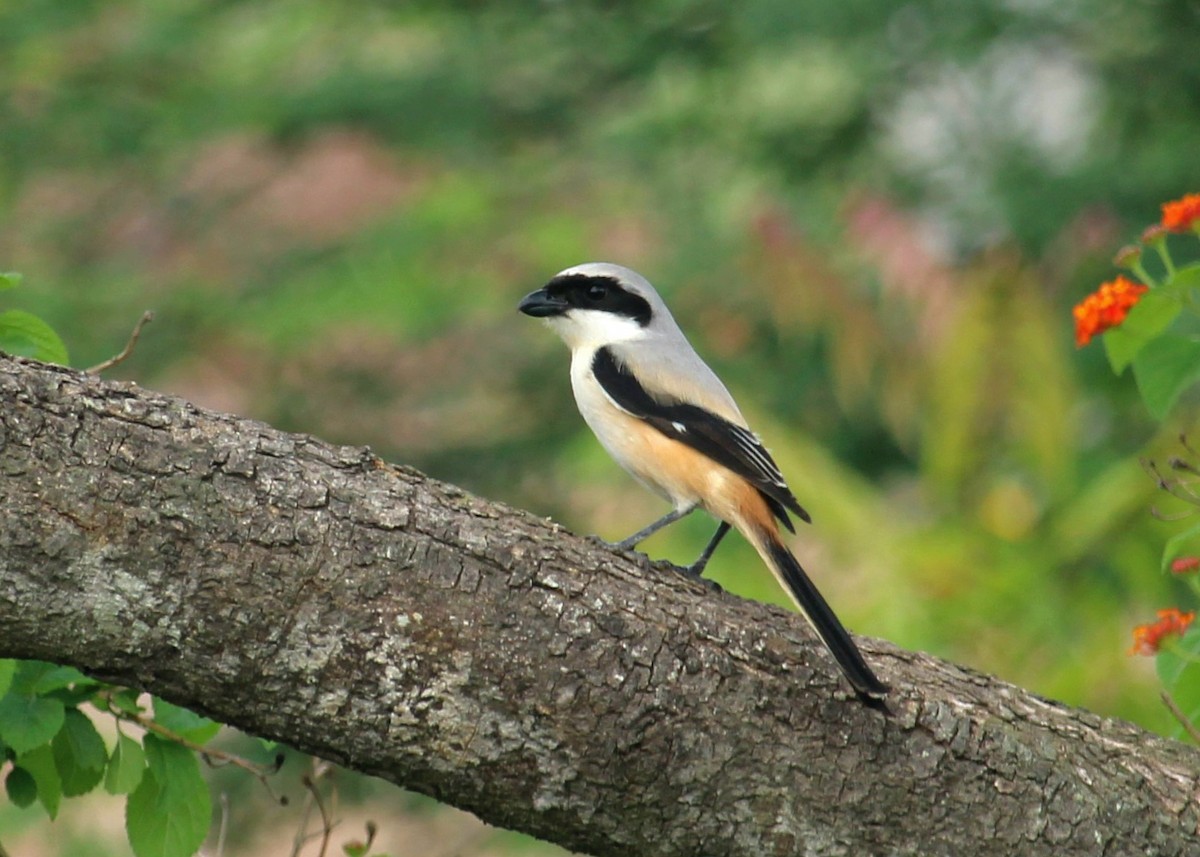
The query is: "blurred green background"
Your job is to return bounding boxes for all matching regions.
[3,0,1199,853]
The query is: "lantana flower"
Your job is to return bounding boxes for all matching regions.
[1073,275,1150,347]
[1129,608,1196,656]
[1161,193,1200,233]
[1170,556,1200,575]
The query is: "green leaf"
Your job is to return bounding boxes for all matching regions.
[1161,520,1200,574]
[6,766,38,807]
[143,734,208,806]
[0,659,15,697]
[126,777,212,857]
[46,684,105,708]
[1131,334,1200,420]
[34,664,97,695]
[1164,262,1200,291]
[0,692,65,755]
[0,308,70,364]
[1103,288,1182,373]
[126,735,212,857]
[0,271,22,292]
[1157,629,1200,738]
[8,661,58,694]
[105,731,146,795]
[15,743,62,819]
[152,698,221,744]
[105,687,145,716]
[9,661,92,695]
[52,708,108,796]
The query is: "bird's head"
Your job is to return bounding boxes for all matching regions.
[518,262,670,351]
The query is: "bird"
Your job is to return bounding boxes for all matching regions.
[518,262,888,702]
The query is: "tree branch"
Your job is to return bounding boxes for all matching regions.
[1,354,1197,856]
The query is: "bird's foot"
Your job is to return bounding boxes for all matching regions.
[682,557,711,579]
[588,534,651,567]
[673,561,723,593]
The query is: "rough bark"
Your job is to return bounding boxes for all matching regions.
[0,354,1197,856]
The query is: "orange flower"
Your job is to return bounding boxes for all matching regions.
[1171,556,1200,575]
[1161,193,1200,232]
[1129,608,1196,656]
[1073,275,1150,347]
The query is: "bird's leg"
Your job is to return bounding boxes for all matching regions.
[685,521,731,577]
[610,505,696,551]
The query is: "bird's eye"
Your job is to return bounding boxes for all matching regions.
[586,283,607,301]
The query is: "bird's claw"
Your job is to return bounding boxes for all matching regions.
[682,560,709,579]
[588,534,651,567]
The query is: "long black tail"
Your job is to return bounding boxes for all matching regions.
[752,530,889,701]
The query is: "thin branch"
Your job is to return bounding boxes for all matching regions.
[1150,505,1195,522]
[1168,457,1200,476]
[291,759,336,857]
[1161,691,1200,745]
[1181,432,1198,458]
[215,793,230,857]
[1144,458,1200,507]
[308,762,336,857]
[87,310,154,374]
[290,782,316,856]
[339,822,380,857]
[96,690,285,802]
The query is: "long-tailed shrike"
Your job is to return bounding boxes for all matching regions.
[519,262,888,701]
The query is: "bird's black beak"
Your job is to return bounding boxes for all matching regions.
[518,287,568,318]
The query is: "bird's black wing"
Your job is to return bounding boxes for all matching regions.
[592,347,809,531]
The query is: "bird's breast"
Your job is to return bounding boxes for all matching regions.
[569,353,709,509]
[570,356,646,470]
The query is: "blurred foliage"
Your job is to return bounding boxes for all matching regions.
[3,0,1200,853]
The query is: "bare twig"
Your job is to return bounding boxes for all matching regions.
[1143,458,1200,507]
[87,310,154,374]
[290,780,317,855]
[1181,432,1197,458]
[215,793,230,857]
[1150,505,1195,522]
[339,822,381,857]
[291,759,337,857]
[1167,482,1200,505]
[1161,691,1200,744]
[307,762,336,857]
[1168,457,1200,476]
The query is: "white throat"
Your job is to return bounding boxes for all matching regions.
[543,308,649,353]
